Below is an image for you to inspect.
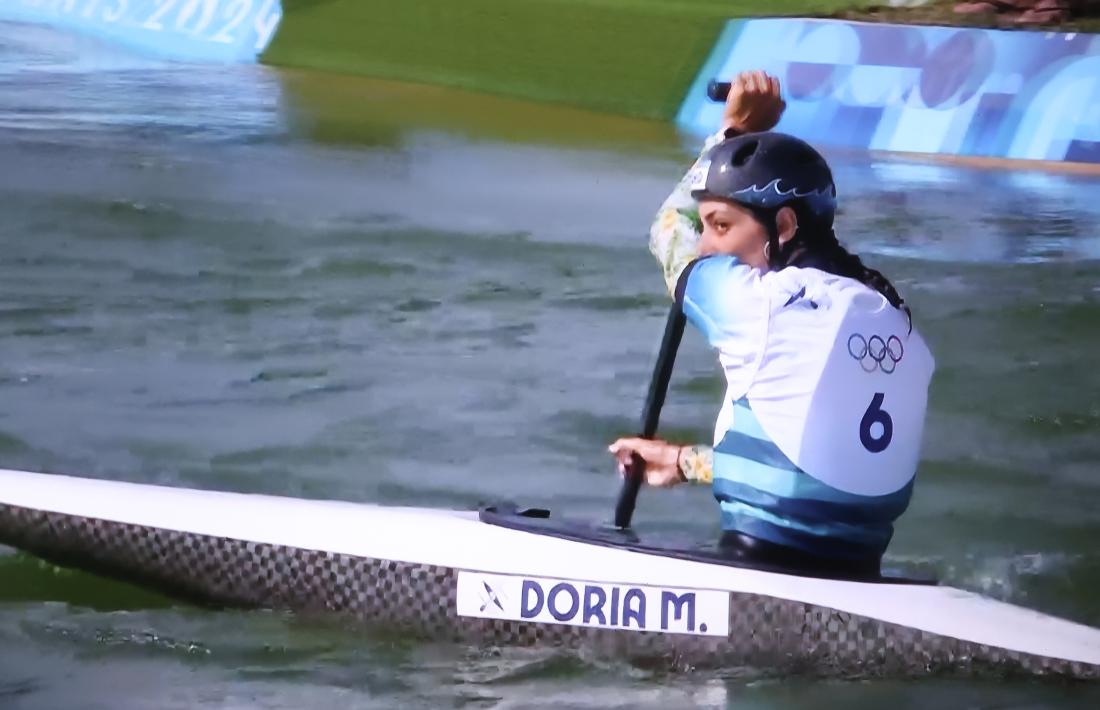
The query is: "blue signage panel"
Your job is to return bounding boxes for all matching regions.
[0,0,282,62]
[678,19,1100,164]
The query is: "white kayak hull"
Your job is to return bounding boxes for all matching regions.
[1,468,1099,678]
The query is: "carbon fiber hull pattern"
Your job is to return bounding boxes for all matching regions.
[2,502,1097,679]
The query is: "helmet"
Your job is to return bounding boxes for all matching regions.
[688,132,837,228]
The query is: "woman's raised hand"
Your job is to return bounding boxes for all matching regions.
[722,70,786,135]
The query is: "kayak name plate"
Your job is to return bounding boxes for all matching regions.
[456,571,729,637]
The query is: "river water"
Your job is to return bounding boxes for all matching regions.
[2,21,1100,709]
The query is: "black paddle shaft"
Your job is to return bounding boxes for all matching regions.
[613,304,687,529]
[707,80,732,102]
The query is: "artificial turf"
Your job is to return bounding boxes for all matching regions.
[263,1,876,121]
[263,1,1099,121]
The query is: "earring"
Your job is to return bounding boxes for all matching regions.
[764,242,772,263]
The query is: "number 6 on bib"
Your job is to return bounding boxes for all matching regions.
[860,393,892,453]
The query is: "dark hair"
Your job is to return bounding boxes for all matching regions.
[753,205,912,327]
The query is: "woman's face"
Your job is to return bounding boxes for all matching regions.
[698,199,770,268]
[697,200,798,269]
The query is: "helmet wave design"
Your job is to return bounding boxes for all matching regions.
[734,178,831,199]
[848,333,904,374]
[732,178,836,214]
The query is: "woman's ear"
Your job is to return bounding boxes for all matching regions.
[776,206,799,246]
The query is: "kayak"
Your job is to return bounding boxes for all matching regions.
[1,467,1099,679]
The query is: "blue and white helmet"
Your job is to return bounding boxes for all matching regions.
[689,132,837,228]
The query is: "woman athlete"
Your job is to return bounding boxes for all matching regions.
[609,71,934,576]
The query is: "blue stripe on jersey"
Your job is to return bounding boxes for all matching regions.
[716,430,801,474]
[712,398,913,559]
[729,399,769,440]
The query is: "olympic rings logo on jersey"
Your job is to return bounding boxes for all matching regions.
[847,334,904,374]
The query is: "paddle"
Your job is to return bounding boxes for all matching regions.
[612,304,687,529]
[707,80,732,102]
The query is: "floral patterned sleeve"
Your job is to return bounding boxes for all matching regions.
[678,445,714,485]
[648,131,727,296]
[649,134,726,485]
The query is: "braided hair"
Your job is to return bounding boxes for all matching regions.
[760,205,912,327]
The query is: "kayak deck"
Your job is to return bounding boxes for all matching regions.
[478,503,936,585]
[1,468,1099,679]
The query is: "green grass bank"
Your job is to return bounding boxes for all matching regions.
[263,0,873,121]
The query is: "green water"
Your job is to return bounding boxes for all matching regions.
[2,22,1100,709]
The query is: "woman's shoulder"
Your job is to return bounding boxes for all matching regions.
[679,255,765,302]
[763,266,890,310]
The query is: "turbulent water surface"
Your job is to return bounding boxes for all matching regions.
[2,21,1100,710]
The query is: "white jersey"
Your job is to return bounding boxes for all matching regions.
[679,257,935,497]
